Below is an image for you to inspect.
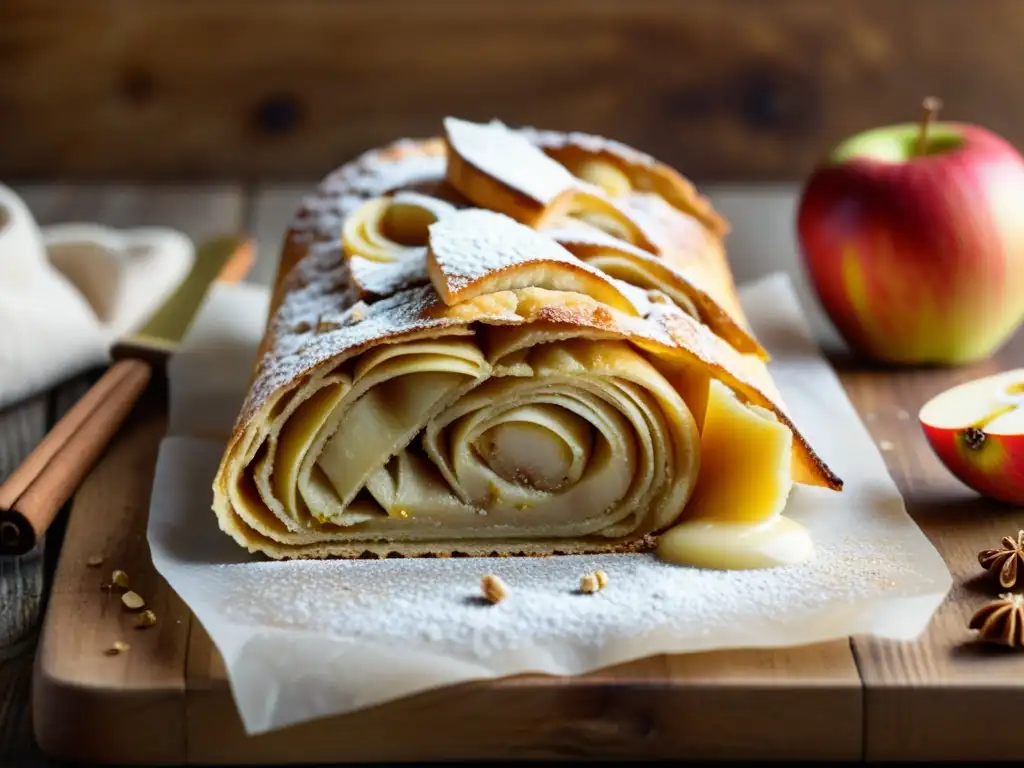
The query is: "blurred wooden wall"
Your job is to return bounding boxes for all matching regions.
[1,0,1021,182]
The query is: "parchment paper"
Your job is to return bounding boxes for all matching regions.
[148,273,951,736]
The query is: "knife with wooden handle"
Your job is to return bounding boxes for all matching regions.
[0,235,254,556]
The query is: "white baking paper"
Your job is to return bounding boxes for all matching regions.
[148,273,951,736]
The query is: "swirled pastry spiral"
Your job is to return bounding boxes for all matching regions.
[212,119,840,559]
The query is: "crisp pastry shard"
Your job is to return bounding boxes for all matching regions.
[522,126,729,238]
[543,222,768,359]
[212,119,841,560]
[443,117,659,252]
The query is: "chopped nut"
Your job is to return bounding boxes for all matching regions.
[86,555,104,568]
[978,530,1024,589]
[104,640,130,656]
[111,570,129,589]
[580,573,600,594]
[121,591,145,611]
[480,574,507,604]
[133,610,157,629]
[594,570,609,589]
[969,593,1024,648]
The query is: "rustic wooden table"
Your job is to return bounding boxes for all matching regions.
[0,183,275,765]
[2,183,1023,764]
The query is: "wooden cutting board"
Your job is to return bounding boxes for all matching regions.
[31,332,1024,764]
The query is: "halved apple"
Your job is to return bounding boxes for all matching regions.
[919,369,1024,504]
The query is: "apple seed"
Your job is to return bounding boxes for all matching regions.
[960,427,987,451]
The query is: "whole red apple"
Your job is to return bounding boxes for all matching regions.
[797,106,1024,364]
[919,369,1024,504]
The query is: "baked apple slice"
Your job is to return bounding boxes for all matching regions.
[919,369,1024,504]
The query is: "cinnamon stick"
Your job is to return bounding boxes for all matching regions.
[0,359,151,556]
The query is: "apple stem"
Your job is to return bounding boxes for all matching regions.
[915,96,943,157]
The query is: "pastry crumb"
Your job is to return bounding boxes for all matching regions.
[896,409,910,420]
[104,641,130,656]
[133,610,157,629]
[86,555,104,568]
[878,440,895,452]
[580,573,601,594]
[594,570,609,589]
[111,570,130,589]
[480,574,507,604]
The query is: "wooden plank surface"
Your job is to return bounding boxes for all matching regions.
[0,183,246,765]
[185,624,860,763]
[0,395,49,653]
[0,373,99,766]
[33,392,192,765]
[842,330,1024,761]
[2,0,1023,182]
[0,393,49,765]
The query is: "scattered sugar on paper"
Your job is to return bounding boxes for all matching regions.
[216,523,929,663]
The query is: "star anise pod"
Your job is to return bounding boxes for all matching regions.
[969,593,1024,648]
[978,530,1024,589]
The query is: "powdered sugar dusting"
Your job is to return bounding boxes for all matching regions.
[627,191,713,261]
[291,140,446,243]
[521,125,658,168]
[428,209,621,297]
[444,117,578,205]
[544,221,654,259]
[611,278,652,317]
[350,252,429,297]
[217,530,926,660]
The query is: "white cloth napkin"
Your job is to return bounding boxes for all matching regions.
[0,184,194,410]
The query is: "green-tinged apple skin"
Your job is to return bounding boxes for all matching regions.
[919,370,1024,504]
[797,122,1024,365]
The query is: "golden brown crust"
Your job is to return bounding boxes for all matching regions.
[213,125,841,561]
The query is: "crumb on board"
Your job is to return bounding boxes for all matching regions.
[121,591,145,611]
[104,641,130,656]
